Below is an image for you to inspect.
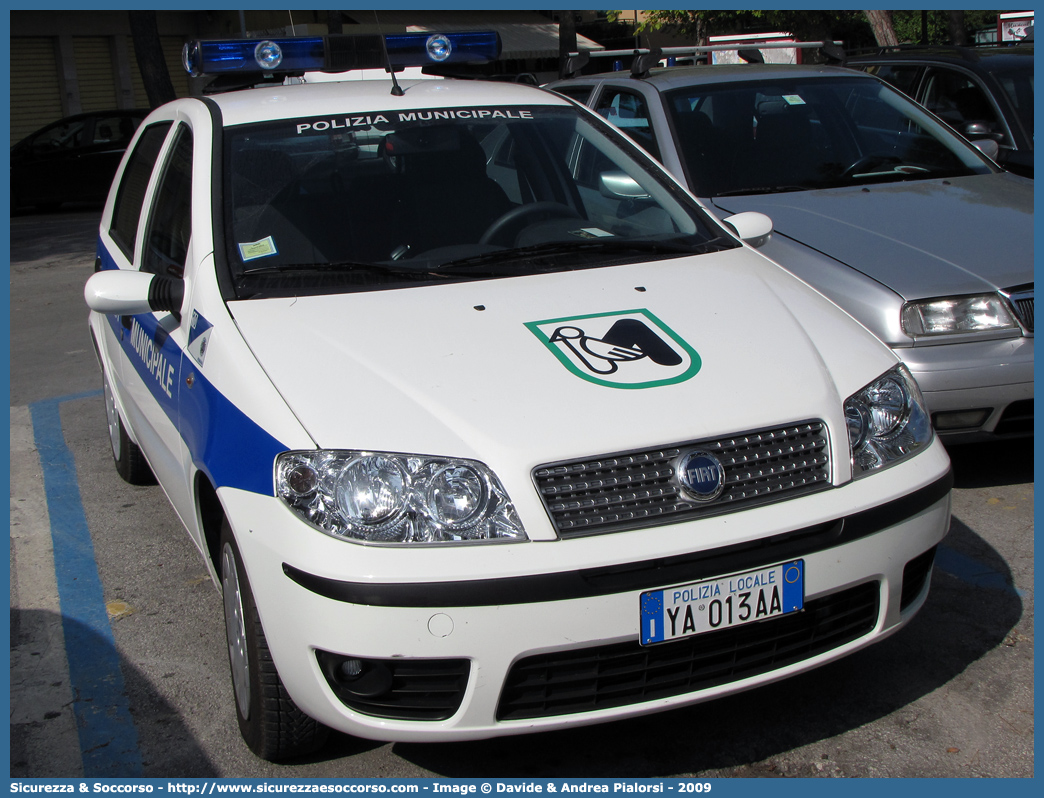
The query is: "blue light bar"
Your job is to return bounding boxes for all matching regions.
[183,38,326,76]
[384,31,502,66]
[183,31,500,78]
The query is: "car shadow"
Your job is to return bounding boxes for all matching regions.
[945,438,1033,489]
[10,609,221,777]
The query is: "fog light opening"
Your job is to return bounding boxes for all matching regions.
[317,651,394,698]
[932,408,991,431]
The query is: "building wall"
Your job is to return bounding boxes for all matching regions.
[10,10,206,145]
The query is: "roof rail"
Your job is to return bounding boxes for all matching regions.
[565,40,846,75]
[576,40,843,61]
[845,43,984,62]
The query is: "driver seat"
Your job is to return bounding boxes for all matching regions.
[400,129,513,251]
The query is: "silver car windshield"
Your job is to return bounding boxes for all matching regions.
[222,104,733,298]
[665,76,996,198]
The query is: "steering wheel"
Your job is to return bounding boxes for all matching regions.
[842,154,899,177]
[479,202,582,246]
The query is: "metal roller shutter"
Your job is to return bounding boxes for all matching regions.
[73,36,118,112]
[162,35,192,98]
[10,37,63,146]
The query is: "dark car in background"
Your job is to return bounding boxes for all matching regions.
[844,45,1034,178]
[10,108,148,211]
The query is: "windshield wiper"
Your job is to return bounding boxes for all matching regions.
[240,261,443,279]
[715,185,808,197]
[437,238,729,273]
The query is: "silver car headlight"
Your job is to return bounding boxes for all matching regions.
[844,365,933,477]
[276,451,528,545]
[901,294,1017,336]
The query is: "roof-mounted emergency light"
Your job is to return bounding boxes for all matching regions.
[182,31,501,78]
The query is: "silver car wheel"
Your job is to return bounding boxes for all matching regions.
[221,542,251,719]
[103,379,121,461]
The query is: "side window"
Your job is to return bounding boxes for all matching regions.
[594,88,661,159]
[865,64,923,98]
[922,68,1006,143]
[141,125,193,278]
[30,119,86,152]
[109,122,173,260]
[92,115,141,146]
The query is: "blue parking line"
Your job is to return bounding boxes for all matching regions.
[30,390,144,778]
[935,545,1025,596]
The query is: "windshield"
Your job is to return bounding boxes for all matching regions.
[665,76,995,198]
[222,104,732,298]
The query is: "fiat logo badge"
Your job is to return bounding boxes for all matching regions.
[677,450,726,503]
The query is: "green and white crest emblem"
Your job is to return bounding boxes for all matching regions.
[525,309,701,389]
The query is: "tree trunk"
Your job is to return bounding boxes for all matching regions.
[128,10,176,109]
[948,10,967,46]
[558,11,579,78]
[864,10,899,47]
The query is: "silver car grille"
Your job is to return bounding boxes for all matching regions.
[533,421,831,538]
[1006,287,1034,333]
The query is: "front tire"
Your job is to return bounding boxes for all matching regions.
[219,520,328,760]
[103,376,155,485]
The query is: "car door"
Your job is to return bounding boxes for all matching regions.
[13,116,90,206]
[104,120,196,526]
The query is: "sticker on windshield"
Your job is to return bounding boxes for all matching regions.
[782,94,806,106]
[569,228,614,239]
[525,309,701,389]
[238,236,278,261]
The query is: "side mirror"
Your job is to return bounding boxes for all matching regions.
[722,211,773,248]
[85,270,184,315]
[599,171,650,200]
[972,138,1000,161]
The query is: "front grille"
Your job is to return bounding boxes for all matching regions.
[497,581,879,721]
[1006,287,1034,332]
[534,421,830,538]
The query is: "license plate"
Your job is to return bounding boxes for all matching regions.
[639,560,804,645]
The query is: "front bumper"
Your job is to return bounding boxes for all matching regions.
[897,335,1033,441]
[219,440,952,743]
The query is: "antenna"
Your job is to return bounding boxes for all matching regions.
[373,11,404,96]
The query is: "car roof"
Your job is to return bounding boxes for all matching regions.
[205,78,571,127]
[556,63,874,91]
[846,45,1033,72]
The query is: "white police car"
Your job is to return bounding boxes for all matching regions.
[84,32,952,761]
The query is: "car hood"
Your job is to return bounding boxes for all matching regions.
[710,173,1034,299]
[229,250,895,529]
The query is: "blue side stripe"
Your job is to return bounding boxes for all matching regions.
[98,244,288,496]
[30,393,143,778]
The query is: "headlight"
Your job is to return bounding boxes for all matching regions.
[844,365,932,477]
[902,294,1017,336]
[275,451,528,545]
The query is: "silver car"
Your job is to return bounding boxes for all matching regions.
[548,63,1033,442]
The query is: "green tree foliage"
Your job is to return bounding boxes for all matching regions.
[892,10,999,44]
[631,10,1001,49]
